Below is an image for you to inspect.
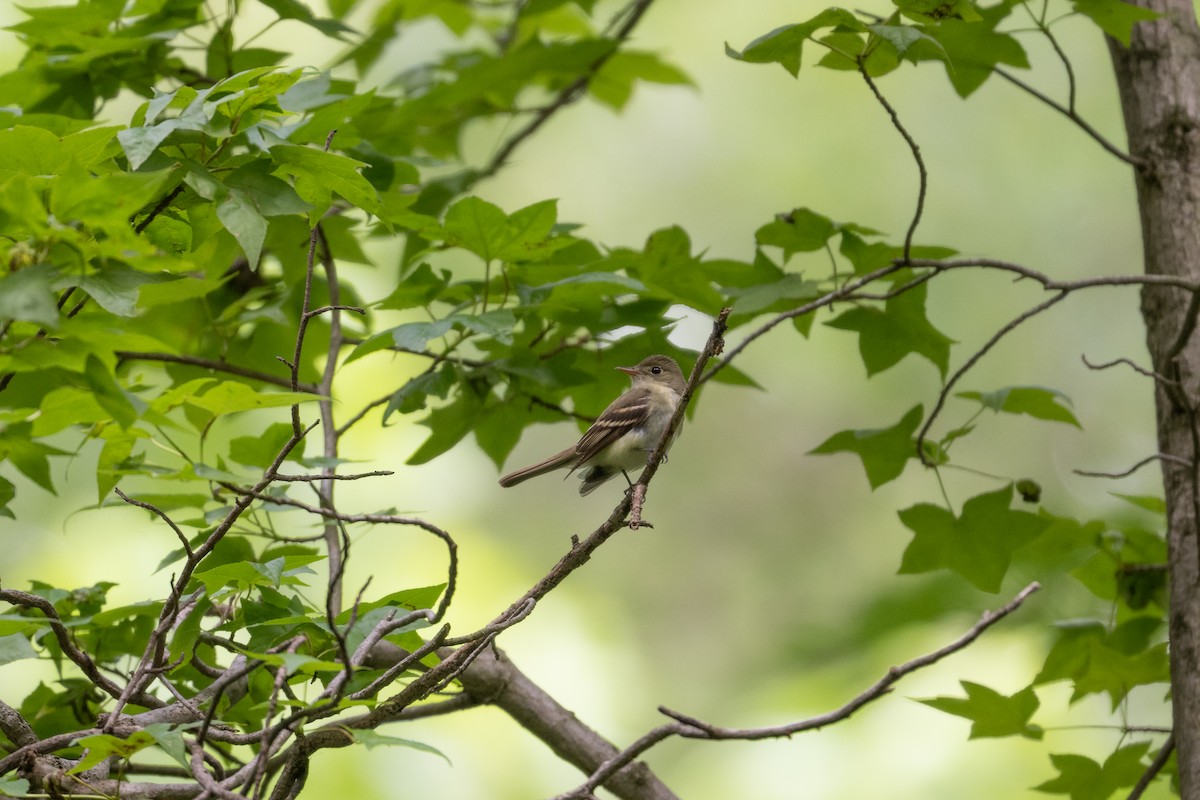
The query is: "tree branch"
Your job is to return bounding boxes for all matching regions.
[917,291,1070,465]
[859,57,926,261]
[994,68,1143,166]
[552,582,1041,799]
[115,351,315,393]
[478,0,660,179]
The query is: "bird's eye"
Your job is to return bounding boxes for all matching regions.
[650,366,662,374]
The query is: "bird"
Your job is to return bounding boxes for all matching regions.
[498,354,687,495]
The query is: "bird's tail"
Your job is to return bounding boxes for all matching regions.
[498,447,578,487]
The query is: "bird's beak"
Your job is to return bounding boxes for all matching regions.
[616,365,638,376]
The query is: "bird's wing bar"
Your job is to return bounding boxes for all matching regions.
[571,387,652,469]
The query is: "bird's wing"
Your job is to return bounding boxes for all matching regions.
[571,386,652,469]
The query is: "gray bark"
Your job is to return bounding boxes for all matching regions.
[1108,2,1200,794]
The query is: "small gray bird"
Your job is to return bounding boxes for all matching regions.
[498,355,687,495]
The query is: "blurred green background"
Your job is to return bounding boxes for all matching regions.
[0,0,1170,797]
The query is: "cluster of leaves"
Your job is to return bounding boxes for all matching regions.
[726,0,1155,94]
[0,0,1174,797]
[727,0,1173,794]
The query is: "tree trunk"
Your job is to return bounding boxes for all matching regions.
[1109,1,1200,794]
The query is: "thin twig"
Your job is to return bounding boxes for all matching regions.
[115,488,194,558]
[628,308,729,528]
[917,291,1070,465]
[994,68,1142,166]
[478,0,659,179]
[553,582,1041,799]
[115,351,314,393]
[1074,453,1192,479]
[272,471,393,482]
[1127,733,1174,800]
[703,262,908,384]
[1082,354,1180,386]
[859,57,926,261]
[0,590,136,704]
[216,484,458,624]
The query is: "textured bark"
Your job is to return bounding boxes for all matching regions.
[363,641,680,800]
[1108,3,1200,794]
[452,646,680,800]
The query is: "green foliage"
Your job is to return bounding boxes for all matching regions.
[810,404,925,488]
[898,484,1051,592]
[826,279,955,377]
[958,386,1083,428]
[919,681,1043,739]
[1035,742,1154,800]
[0,0,1176,797]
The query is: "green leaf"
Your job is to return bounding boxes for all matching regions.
[407,390,481,465]
[71,732,156,773]
[1035,617,1169,708]
[118,121,182,171]
[1116,566,1166,611]
[626,226,725,314]
[894,0,981,23]
[255,0,356,37]
[186,382,318,417]
[383,364,457,421]
[1071,526,1166,604]
[96,426,142,500]
[378,263,450,311]
[194,556,306,594]
[141,723,190,768]
[0,778,30,797]
[755,208,838,259]
[0,633,37,666]
[84,354,139,429]
[957,386,1082,428]
[0,476,14,520]
[77,266,177,317]
[216,189,269,269]
[898,484,1051,592]
[868,23,943,57]
[224,159,313,217]
[1110,493,1166,515]
[349,729,451,763]
[452,310,516,345]
[1035,742,1152,800]
[810,404,923,488]
[826,281,954,378]
[910,16,1029,98]
[51,166,176,225]
[920,681,1042,739]
[351,311,515,364]
[0,125,120,177]
[0,264,59,327]
[1,426,67,493]
[726,9,861,76]
[839,231,956,275]
[1071,0,1158,46]
[271,145,384,218]
[389,320,454,352]
[118,88,214,169]
[167,596,208,670]
[229,422,303,468]
[333,585,448,624]
[474,401,528,469]
[591,50,693,110]
[814,31,901,75]
[442,197,560,262]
